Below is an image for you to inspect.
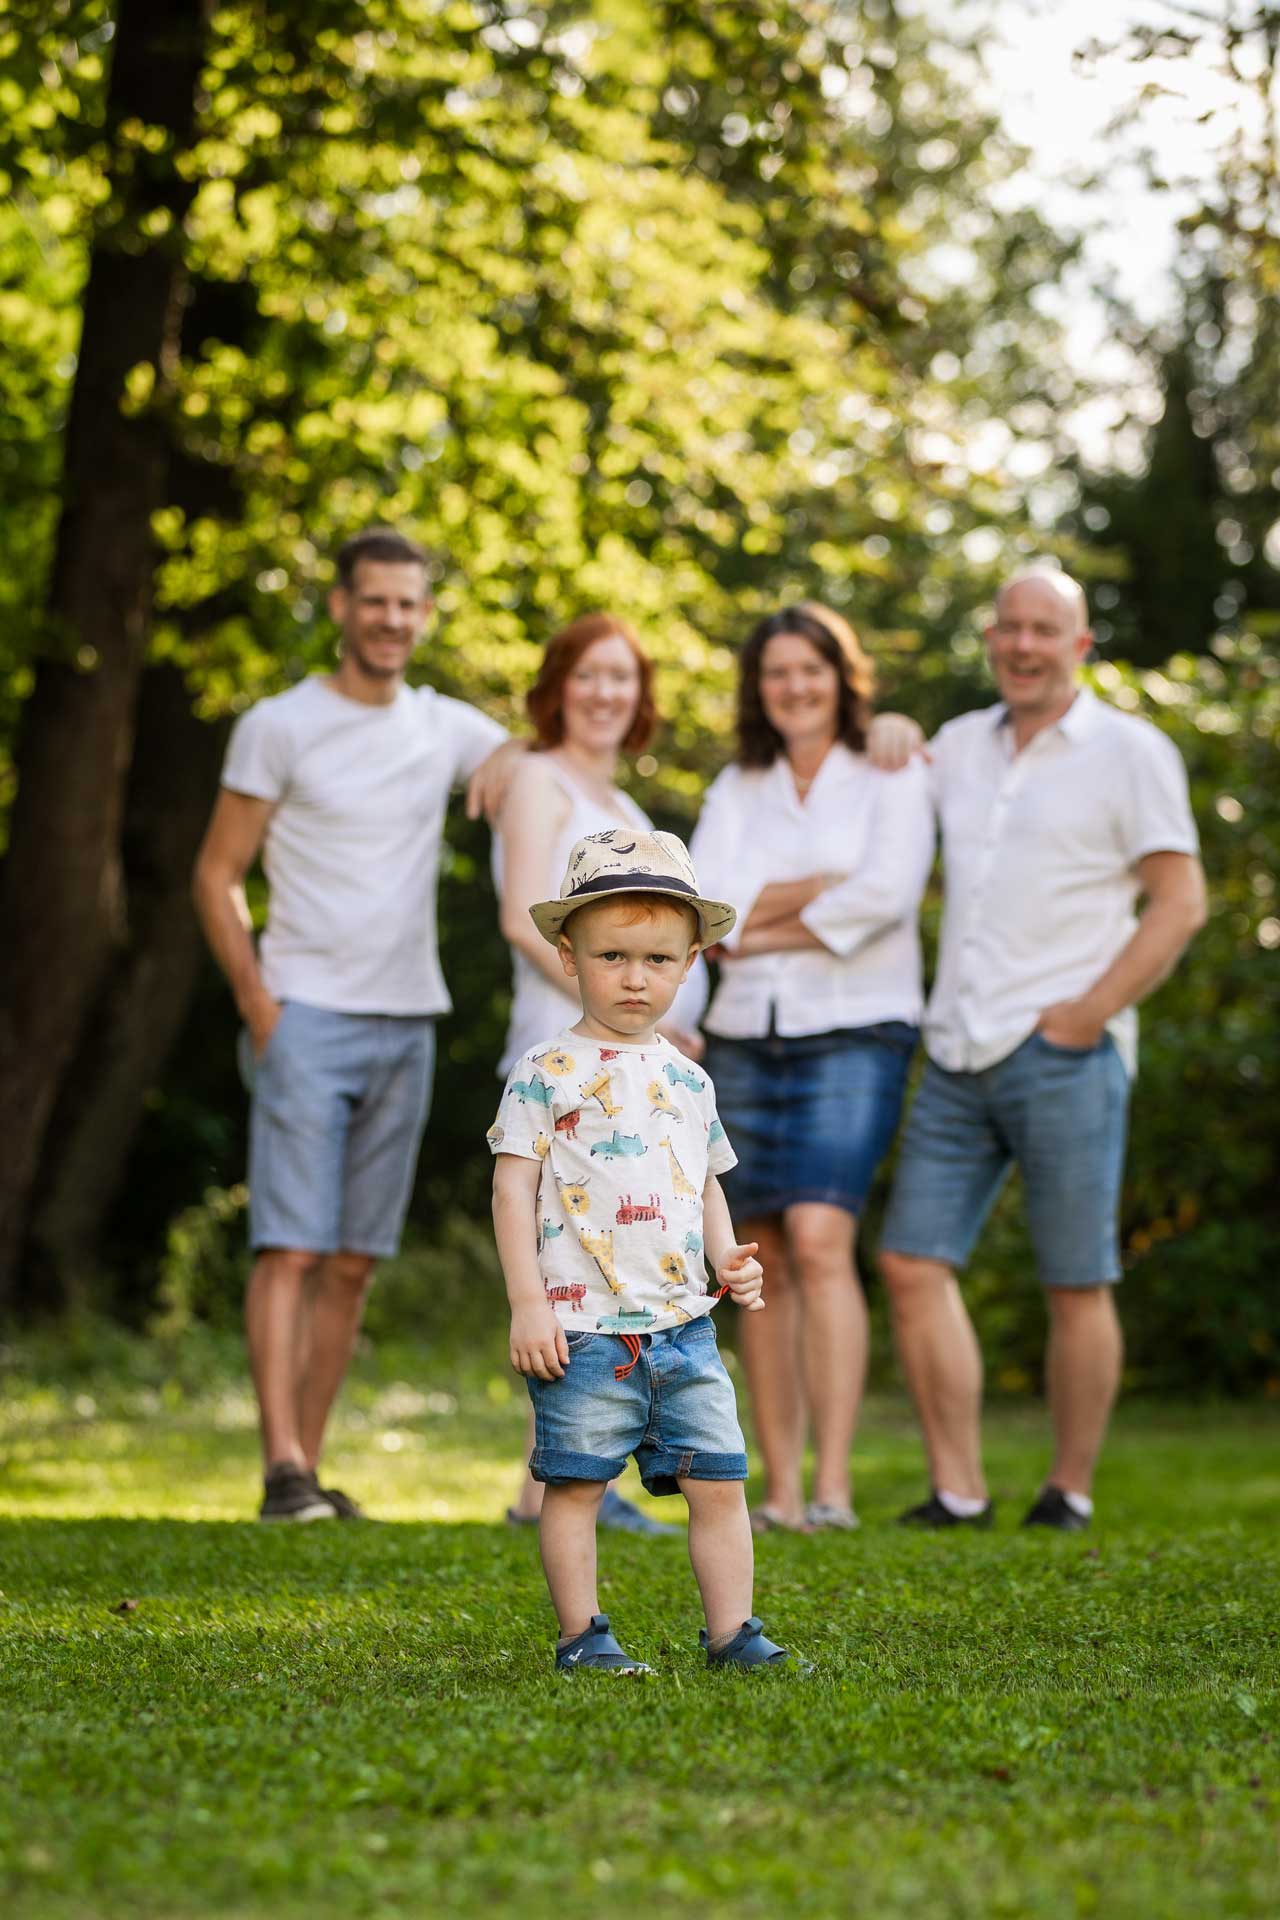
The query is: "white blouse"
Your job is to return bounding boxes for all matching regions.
[689,745,935,1040]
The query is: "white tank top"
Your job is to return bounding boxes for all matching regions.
[493,758,706,1074]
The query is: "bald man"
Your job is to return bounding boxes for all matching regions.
[874,570,1206,1530]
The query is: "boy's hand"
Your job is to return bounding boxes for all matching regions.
[717,1242,764,1312]
[510,1303,570,1380]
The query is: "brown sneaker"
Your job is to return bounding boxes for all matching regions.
[259,1463,335,1522]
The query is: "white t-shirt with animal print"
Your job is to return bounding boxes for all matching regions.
[488,1030,738,1334]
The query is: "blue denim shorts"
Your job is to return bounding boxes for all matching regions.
[239,1002,434,1257]
[527,1314,748,1497]
[704,1022,917,1222]
[880,1032,1131,1289]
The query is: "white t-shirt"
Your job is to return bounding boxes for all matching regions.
[221,676,506,1015]
[689,747,935,1039]
[924,689,1200,1076]
[488,1030,737,1333]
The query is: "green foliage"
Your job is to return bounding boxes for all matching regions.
[1112,643,1280,1393]
[0,1349,1278,1918]
[1062,5,1280,666]
[0,0,1074,785]
[149,1183,251,1337]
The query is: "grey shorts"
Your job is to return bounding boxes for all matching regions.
[240,1002,434,1258]
[880,1032,1131,1290]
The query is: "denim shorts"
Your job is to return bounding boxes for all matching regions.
[704,1022,917,1222]
[527,1314,748,1497]
[239,1002,434,1257]
[880,1032,1131,1289]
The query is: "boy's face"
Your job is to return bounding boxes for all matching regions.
[559,899,699,1040]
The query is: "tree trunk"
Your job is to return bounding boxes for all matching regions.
[22,667,230,1309]
[0,0,208,1309]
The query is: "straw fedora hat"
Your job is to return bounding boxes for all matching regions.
[529,827,737,947]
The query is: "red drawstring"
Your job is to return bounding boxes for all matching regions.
[614,1299,726,1379]
[614,1334,643,1380]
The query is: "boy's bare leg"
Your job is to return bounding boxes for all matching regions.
[539,1480,608,1638]
[681,1478,754,1642]
[296,1252,376,1471]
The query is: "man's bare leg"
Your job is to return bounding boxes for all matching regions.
[881,1251,986,1499]
[1043,1285,1123,1497]
[296,1251,375,1472]
[245,1247,319,1469]
[787,1203,864,1513]
[737,1217,807,1525]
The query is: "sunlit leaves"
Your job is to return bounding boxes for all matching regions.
[1,0,1083,806]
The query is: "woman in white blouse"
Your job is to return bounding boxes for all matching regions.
[494,611,705,1530]
[690,604,934,1531]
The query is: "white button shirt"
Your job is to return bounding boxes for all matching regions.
[689,746,935,1039]
[925,689,1199,1077]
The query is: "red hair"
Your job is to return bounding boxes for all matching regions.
[526,613,658,752]
[563,894,699,942]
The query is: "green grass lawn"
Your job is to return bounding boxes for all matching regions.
[1,1333,1277,1919]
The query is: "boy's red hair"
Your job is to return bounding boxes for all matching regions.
[563,893,699,941]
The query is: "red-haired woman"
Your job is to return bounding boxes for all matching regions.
[690,604,934,1532]
[495,612,704,1531]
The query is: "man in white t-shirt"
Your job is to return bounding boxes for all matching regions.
[874,569,1206,1531]
[193,527,513,1521]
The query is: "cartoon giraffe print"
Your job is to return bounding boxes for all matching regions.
[579,1067,622,1118]
[577,1225,621,1293]
[658,1136,697,1199]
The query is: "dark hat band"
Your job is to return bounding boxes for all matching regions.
[564,872,698,905]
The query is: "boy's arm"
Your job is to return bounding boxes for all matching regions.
[702,1173,764,1312]
[492,1154,569,1379]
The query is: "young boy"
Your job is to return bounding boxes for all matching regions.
[489,827,796,1672]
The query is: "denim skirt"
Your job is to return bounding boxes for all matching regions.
[703,1022,917,1222]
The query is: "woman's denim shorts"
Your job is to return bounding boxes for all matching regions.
[527,1313,748,1497]
[704,1022,917,1223]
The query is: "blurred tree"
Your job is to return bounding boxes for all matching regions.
[1062,2,1280,667]
[0,0,1075,1312]
[0,0,208,1300]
